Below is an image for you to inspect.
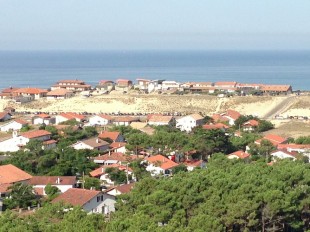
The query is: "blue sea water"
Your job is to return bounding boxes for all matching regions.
[0,50,309,90]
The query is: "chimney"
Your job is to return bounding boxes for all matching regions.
[96,138,100,143]
[108,150,111,156]
[101,167,104,173]
[56,177,60,184]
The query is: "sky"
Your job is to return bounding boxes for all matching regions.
[0,0,310,50]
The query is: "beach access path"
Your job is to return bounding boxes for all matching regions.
[262,95,297,119]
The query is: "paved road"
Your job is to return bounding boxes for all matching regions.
[263,96,296,119]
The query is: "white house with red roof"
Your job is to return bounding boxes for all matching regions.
[176,114,204,132]
[96,80,115,92]
[32,113,55,125]
[145,154,179,176]
[98,131,125,142]
[227,150,251,159]
[71,137,110,151]
[88,114,113,126]
[115,79,133,92]
[221,109,242,125]
[52,188,116,214]
[47,89,74,100]
[113,116,138,126]
[277,144,310,155]
[148,115,174,126]
[93,152,137,165]
[51,80,91,92]
[29,176,77,196]
[242,119,259,132]
[13,88,48,99]
[0,119,28,132]
[0,130,55,152]
[105,183,135,196]
[55,113,86,125]
[202,123,230,131]
[271,150,297,161]
[109,142,127,154]
[255,134,288,146]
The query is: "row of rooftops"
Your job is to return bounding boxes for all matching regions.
[0,79,293,96]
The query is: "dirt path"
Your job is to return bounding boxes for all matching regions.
[262,95,297,119]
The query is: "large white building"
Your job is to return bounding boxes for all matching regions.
[176,114,204,132]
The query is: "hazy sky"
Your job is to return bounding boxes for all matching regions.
[1,0,310,50]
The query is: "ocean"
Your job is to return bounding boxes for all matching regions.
[0,50,310,91]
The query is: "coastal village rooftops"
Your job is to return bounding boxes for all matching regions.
[13,88,48,94]
[260,85,292,92]
[59,112,86,120]
[13,118,29,125]
[94,152,138,163]
[52,188,103,207]
[113,116,138,122]
[77,137,109,148]
[0,164,32,184]
[21,130,51,139]
[97,114,113,120]
[90,164,133,178]
[28,176,76,186]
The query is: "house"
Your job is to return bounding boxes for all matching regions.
[183,160,206,171]
[71,138,110,151]
[98,131,125,143]
[212,113,230,124]
[13,88,48,99]
[115,79,133,92]
[136,79,151,92]
[176,114,204,132]
[88,115,113,126]
[255,134,288,146]
[105,183,135,196]
[148,115,174,126]
[202,123,230,131]
[277,144,310,155]
[93,152,136,165]
[0,112,12,122]
[46,89,74,100]
[0,130,55,152]
[51,80,91,92]
[109,142,127,153]
[0,87,19,99]
[242,119,259,132]
[90,164,134,185]
[271,150,297,161]
[221,109,241,125]
[260,85,292,95]
[227,150,250,159]
[214,81,237,91]
[55,113,86,125]
[145,154,179,176]
[96,80,115,93]
[28,176,76,196]
[32,114,55,125]
[0,164,32,185]
[52,188,115,214]
[113,116,138,126]
[0,119,28,132]
[162,81,180,90]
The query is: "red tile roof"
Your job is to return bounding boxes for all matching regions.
[97,114,113,120]
[214,81,237,87]
[94,153,136,163]
[98,131,121,141]
[243,119,259,127]
[148,115,173,123]
[0,112,11,120]
[90,164,133,177]
[260,85,292,92]
[228,150,250,159]
[106,183,135,194]
[0,183,12,193]
[57,80,85,84]
[113,116,137,122]
[146,155,179,170]
[13,88,48,94]
[21,130,51,139]
[14,119,29,125]
[212,114,229,123]
[203,123,229,130]
[35,113,50,118]
[47,89,73,96]
[0,164,32,184]
[2,87,20,93]
[99,80,114,85]
[43,139,57,145]
[52,188,102,206]
[110,142,127,149]
[29,176,76,186]
[225,109,241,120]
[59,113,86,120]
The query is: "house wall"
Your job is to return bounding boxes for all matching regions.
[83,193,115,214]
[176,116,202,132]
[33,184,74,195]
[0,121,24,132]
[271,151,296,160]
[89,116,110,126]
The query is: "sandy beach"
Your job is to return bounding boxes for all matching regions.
[1,93,309,118]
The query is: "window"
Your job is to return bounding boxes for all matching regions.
[97,196,100,202]
[101,195,103,201]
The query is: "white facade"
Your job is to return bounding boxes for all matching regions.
[33,184,74,195]
[176,115,204,132]
[271,151,296,161]
[0,121,25,132]
[83,193,115,214]
[88,116,112,126]
[33,117,54,125]
[55,115,69,125]
[162,81,180,90]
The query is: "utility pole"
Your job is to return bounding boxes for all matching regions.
[82,171,85,189]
